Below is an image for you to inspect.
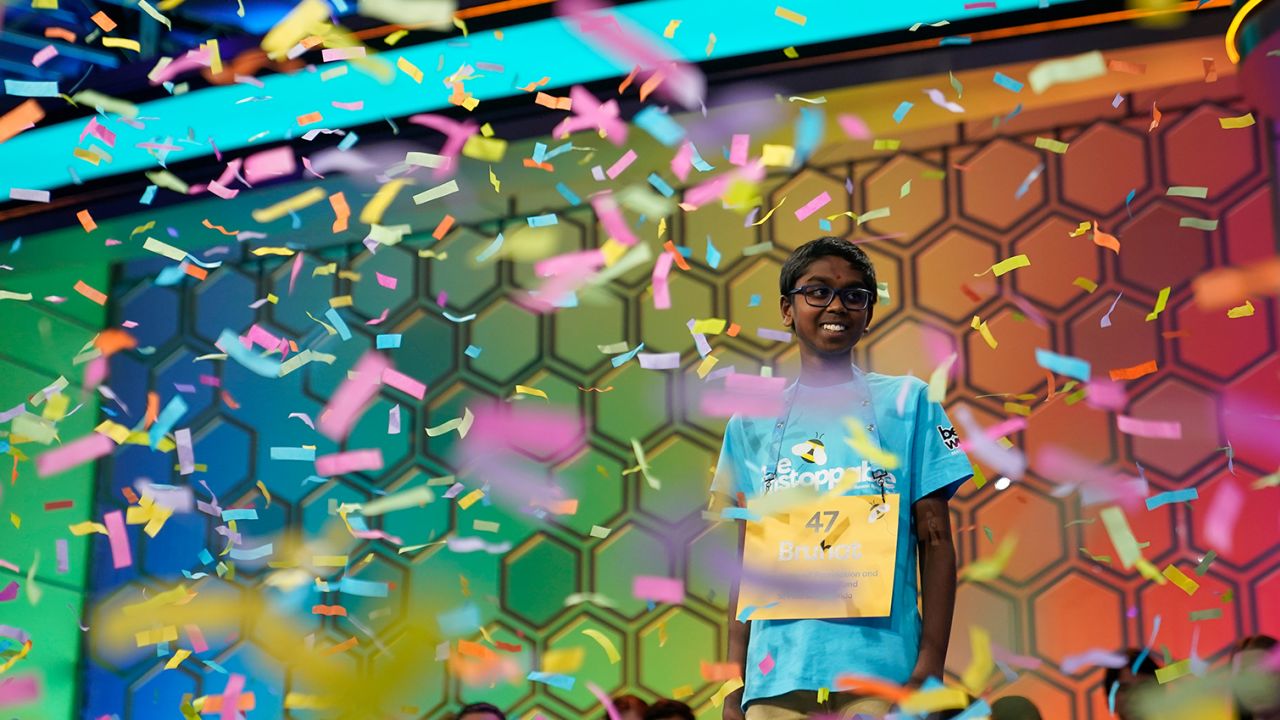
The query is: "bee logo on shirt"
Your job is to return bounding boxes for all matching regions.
[792,433,827,464]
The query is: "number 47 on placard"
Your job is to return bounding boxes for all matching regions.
[805,510,839,533]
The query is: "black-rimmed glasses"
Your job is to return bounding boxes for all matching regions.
[785,285,874,311]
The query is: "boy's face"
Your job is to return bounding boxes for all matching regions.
[780,255,875,364]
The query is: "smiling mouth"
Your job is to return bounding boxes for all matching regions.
[820,323,848,334]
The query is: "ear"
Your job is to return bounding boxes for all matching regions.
[780,293,794,328]
[864,305,875,331]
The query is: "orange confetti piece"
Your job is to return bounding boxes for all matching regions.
[833,675,910,702]
[200,693,256,712]
[432,214,455,240]
[77,209,97,232]
[182,264,208,281]
[1110,360,1158,381]
[457,639,493,658]
[726,323,740,337]
[1045,370,1056,399]
[296,111,323,126]
[73,280,107,305]
[144,391,159,429]
[0,99,45,145]
[122,487,139,503]
[311,604,348,617]
[1106,59,1146,75]
[44,27,76,42]
[1148,101,1162,133]
[201,219,239,235]
[639,71,665,102]
[1091,221,1120,254]
[534,92,572,111]
[329,192,349,233]
[522,158,554,172]
[1162,330,1190,339]
[700,661,742,681]
[662,240,691,271]
[518,76,549,92]
[94,328,138,356]
[618,65,639,94]
[220,391,240,410]
[90,11,118,31]
[322,637,358,655]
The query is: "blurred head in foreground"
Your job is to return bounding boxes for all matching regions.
[644,698,696,720]
[455,702,506,720]
[1233,635,1280,720]
[1102,649,1161,720]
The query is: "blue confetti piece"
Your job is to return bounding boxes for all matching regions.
[544,142,574,161]
[338,131,359,151]
[1125,188,1136,218]
[101,407,117,418]
[794,106,825,166]
[688,142,714,172]
[749,294,761,307]
[555,182,581,206]
[154,264,187,286]
[221,508,259,521]
[633,106,686,147]
[4,79,58,97]
[736,601,780,622]
[1034,348,1091,382]
[952,699,992,720]
[527,213,558,227]
[706,235,721,269]
[203,660,228,674]
[289,210,301,229]
[229,543,274,561]
[611,342,645,368]
[892,101,913,124]
[270,446,316,461]
[475,233,504,263]
[324,307,352,340]
[676,245,692,258]
[939,36,972,45]
[198,549,214,565]
[1145,488,1199,510]
[1112,93,1125,108]
[140,185,158,205]
[1015,163,1045,200]
[993,72,1024,93]
[818,218,832,232]
[528,672,575,690]
[464,344,482,358]
[720,507,760,522]
[338,577,390,597]
[437,602,481,637]
[647,172,675,198]
[149,396,188,449]
[532,142,548,164]
[376,333,402,349]
[330,0,348,9]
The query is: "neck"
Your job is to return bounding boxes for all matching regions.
[798,356,854,386]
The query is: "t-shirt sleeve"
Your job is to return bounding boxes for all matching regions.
[910,382,974,504]
[710,416,750,509]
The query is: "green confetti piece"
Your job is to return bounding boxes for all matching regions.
[1179,217,1219,231]
[1222,589,1234,602]
[1166,186,1209,198]
[949,70,963,98]
[1189,608,1222,621]
[1194,550,1216,575]
[873,139,901,151]
[1079,547,1112,564]
[1034,137,1070,154]
[983,526,994,544]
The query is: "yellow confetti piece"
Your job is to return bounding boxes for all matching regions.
[774,5,807,25]
[9,513,20,529]
[1069,221,1091,237]
[1219,113,1255,129]
[458,489,484,510]
[705,32,716,56]
[328,295,353,308]
[95,420,131,444]
[1034,137,1070,154]
[69,521,109,535]
[691,318,728,335]
[927,352,958,403]
[843,419,899,470]
[260,0,328,59]
[580,628,620,663]
[359,179,407,225]
[1156,658,1192,684]
[761,144,795,167]
[488,165,500,193]
[873,138,901,151]
[1163,564,1200,596]
[137,0,172,28]
[977,254,1031,277]
[672,684,694,699]
[901,687,971,714]
[662,19,681,38]
[542,647,584,674]
[164,648,191,670]
[971,316,998,349]
[751,196,788,226]
[1100,506,1141,569]
[312,555,348,567]
[696,355,720,379]
[135,626,179,647]
[514,385,548,400]
[452,15,468,36]
[1145,286,1170,321]
[783,46,799,59]
[1228,300,1255,318]
[462,134,507,162]
[251,187,327,223]
[816,687,829,704]
[384,29,408,45]
[961,534,1017,582]
[1074,277,1098,293]
[960,626,993,694]
[102,37,142,52]
[397,56,424,83]
[712,677,746,707]
[251,247,295,256]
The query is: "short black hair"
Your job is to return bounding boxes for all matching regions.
[778,236,878,299]
[1235,634,1278,654]
[643,698,695,720]
[1101,649,1161,692]
[456,702,506,720]
[607,694,648,718]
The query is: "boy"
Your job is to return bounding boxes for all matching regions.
[712,237,972,719]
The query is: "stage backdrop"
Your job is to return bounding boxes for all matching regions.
[76,63,1279,720]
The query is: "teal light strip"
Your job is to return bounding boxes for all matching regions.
[0,0,1080,195]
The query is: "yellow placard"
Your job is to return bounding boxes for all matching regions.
[739,494,899,620]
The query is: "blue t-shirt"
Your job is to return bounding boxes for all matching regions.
[710,371,973,708]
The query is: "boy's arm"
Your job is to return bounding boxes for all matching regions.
[909,489,957,688]
[723,509,749,716]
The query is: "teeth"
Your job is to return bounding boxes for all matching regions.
[821,324,846,331]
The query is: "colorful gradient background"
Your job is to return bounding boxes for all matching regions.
[1,24,1277,720]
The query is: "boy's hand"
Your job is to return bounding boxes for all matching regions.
[722,689,745,720]
[905,651,944,689]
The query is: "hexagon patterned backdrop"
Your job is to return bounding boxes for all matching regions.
[83,74,1278,720]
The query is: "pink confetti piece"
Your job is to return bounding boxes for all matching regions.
[219,674,244,720]
[288,252,304,295]
[923,87,965,113]
[207,181,238,199]
[550,85,628,145]
[1060,648,1128,674]
[0,582,18,602]
[388,404,401,435]
[1117,415,1182,439]
[56,539,68,574]
[381,367,426,399]
[320,46,365,61]
[671,142,693,181]
[407,113,478,178]
[436,291,447,307]
[315,448,384,476]
[35,432,114,477]
[103,510,132,569]
[958,417,1026,452]
[375,271,398,290]
[588,682,622,720]
[605,149,638,179]
[591,191,639,246]
[149,47,211,85]
[632,575,685,604]
[1204,479,1243,554]
[243,324,282,351]
[244,146,295,184]
[32,45,58,67]
[318,352,389,441]
[965,0,997,7]
[651,253,674,309]
[759,653,775,676]
[837,113,872,139]
[729,133,750,166]
[185,624,208,652]
[366,308,389,325]
[794,191,832,221]
[0,674,39,707]
[1084,378,1127,411]
[0,559,18,573]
